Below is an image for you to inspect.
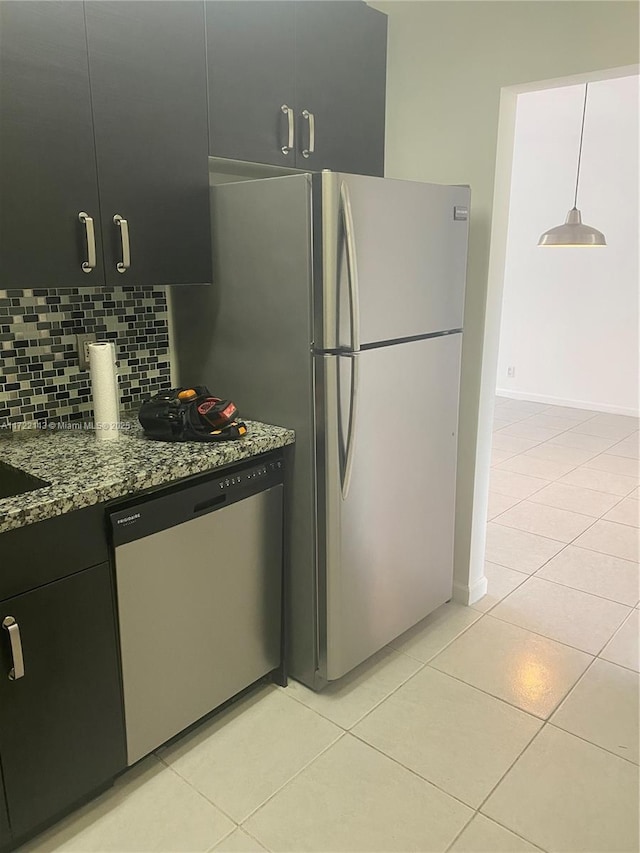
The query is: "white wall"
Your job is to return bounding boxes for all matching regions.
[497,76,639,415]
[376,0,639,603]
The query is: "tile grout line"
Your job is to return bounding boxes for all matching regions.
[495,405,638,443]
[523,570,638,609]
[424,654,579,723]
[346,727,481,813]
[493,410,639,489]
[349,699,552,852]
[238,823,275,853]
[459,643,640,852]
[236,730,348,827]
[488,487,637,589]
[472,718,556,848]
[155,751,245,830]
[279,649,426,733]
[444,812,548,853]
[348,613,488,729]
[491,472,637,527]
[482,556,636,656]
[204,825,240,853]
[485,604,631,659]
[486,409,638,658]
[545,656,640,767]
[486,494,638,613]
[165,726,347,832]
[489,511,601,545]
[470,567,531,615]
[546,720,640,767]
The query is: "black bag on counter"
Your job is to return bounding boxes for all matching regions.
[138,386,247,442]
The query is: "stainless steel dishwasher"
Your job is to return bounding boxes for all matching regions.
[110,453,285,766]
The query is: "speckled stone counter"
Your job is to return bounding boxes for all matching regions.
[0,418,294,533]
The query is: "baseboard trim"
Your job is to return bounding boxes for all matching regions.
[495,388,639,417]
[453,574,488,607]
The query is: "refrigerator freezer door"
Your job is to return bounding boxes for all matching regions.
[319,333,462,681]
[319,172,470,351]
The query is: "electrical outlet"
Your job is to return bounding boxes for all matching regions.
[76,333,97,370]
[507,366,516,378]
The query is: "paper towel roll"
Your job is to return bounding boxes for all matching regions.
[89,341,120,441]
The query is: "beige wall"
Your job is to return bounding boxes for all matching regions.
[375,1,639,600]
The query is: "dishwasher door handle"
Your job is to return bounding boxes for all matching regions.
[193,494,227,515]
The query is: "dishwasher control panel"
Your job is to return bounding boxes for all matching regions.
[220,459,282,489]
[110,452,285,546]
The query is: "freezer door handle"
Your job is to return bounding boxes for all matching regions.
[339,181,360,353]
[342,353,360,500]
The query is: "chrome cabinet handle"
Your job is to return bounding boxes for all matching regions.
[2,616,25,680]
[302,109,315,158]
[113,214,130,273]
[281,104,294,155]
[78,211,96,273]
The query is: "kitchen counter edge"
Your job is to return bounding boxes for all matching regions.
[0,419,295,534]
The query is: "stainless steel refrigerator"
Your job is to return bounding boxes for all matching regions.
[170,166,470,690]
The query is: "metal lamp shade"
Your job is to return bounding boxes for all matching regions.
[538,207,607,247]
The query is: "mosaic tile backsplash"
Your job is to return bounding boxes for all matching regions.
[0,286,171,426]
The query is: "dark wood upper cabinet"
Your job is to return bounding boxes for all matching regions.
[294,2,387,176]
[85,1,212,287]
[0,2,105,289]
[0,1,211,290]
[0,0,385,291]
[0,563,125,840]
[207,1,296,167]
[204,0,387,176]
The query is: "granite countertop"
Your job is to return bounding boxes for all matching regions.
[0,417,295,533]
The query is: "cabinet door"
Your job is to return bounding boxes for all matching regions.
[206,1,296,167]
[294,1,387,176]
[0,1,105,289]
[85,1,212,287]
[0,767,10,849]
[0,563,125,839]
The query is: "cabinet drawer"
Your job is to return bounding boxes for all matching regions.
[0,505,109,601]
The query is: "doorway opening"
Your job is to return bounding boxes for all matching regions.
[471,66,638,608]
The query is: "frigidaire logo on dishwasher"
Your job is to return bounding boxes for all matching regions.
[117,512,141,526]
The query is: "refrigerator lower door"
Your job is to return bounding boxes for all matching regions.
[318,333,462,681]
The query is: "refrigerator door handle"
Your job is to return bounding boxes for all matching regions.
[339,181,361,354]
[342,352,360,500]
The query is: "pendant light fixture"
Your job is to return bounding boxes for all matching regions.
[538,83,606,247]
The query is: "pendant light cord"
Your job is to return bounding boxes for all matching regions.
[573,83,589,209]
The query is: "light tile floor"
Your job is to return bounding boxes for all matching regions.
[23,399,640,852]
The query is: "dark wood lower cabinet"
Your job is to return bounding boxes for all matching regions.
[0,769,10,849]
[0,562,125,841]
